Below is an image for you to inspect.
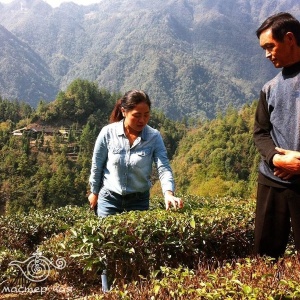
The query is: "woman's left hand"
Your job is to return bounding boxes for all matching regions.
[164,191,183,210]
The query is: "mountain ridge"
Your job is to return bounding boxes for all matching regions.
[0,23,56,101]
[0,0,299,119]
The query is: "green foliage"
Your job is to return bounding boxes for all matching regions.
[37,196,255,285]
[0,206,89,254]
[149,109,187,159]
[2,0,297,119]
[0,98,33,124]
[0,146,85,214]
[0,206,91,290]
[0,199,299,299]
[104,257,300,299]
[169,102,260,198]
[0,79,186,213]
[36,79,114,125]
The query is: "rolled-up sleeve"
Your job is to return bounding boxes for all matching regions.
[89,128,108,194]
[153,133,175,195]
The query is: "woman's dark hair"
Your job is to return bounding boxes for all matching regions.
[109,90,151,123]
[256,12,300,46]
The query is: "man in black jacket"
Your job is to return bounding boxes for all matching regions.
[253,12,300,259]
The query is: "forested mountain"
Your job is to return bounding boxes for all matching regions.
[0,0,299,119]
[168,102,260,198]
[0,24,56,101]
[0,77,258,214]
[0,79,187,214]
[0,79,258,214]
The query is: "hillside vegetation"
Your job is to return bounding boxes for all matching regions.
[169,103,260,198]
[1,82,300,299]
[1,0,299,119]
[0,79,186,214]
[1,198,299,299]
[0,79,259,214]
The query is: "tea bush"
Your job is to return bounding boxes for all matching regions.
[91,256,300,299]
[38,196,255,286]
[0,205,90,253]
[3,196,300,299]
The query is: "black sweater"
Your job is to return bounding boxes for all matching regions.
[253,61,300,188]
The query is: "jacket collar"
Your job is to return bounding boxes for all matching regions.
[116,120,147,140]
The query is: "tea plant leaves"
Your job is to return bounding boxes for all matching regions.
[2,196,300,298]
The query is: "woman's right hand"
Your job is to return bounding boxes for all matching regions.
[88,193,98,209]
[164,191,183,210]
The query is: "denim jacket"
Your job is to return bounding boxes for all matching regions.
[89,120,175,195]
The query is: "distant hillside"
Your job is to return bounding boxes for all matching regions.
[0,24,56,102]
[0,0,299,119]
[166,102,260,198]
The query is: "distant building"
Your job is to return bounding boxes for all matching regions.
[12,127,27,136]
[12,124,59,137]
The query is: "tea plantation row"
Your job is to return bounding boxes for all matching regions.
[0,195,299,299]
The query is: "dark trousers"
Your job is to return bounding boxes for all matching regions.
[254,183,300,259]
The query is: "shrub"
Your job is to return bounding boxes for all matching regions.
[40,196,255,285]
[0,205,90,253]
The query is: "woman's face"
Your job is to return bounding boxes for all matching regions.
[122,102,150,133]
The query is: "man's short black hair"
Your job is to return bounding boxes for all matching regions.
[256,12,300,46]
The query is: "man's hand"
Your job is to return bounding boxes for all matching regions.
[273,147,300,179]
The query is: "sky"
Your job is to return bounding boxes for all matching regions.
[0,0,102,7]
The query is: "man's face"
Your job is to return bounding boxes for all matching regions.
[259,28,292,68]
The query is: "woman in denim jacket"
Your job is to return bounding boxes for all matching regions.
[88,89,183,217]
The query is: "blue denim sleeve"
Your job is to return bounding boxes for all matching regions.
[153,133,175,195]
[89,127,108,194]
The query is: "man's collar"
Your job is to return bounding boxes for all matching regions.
[282,60,300,76]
